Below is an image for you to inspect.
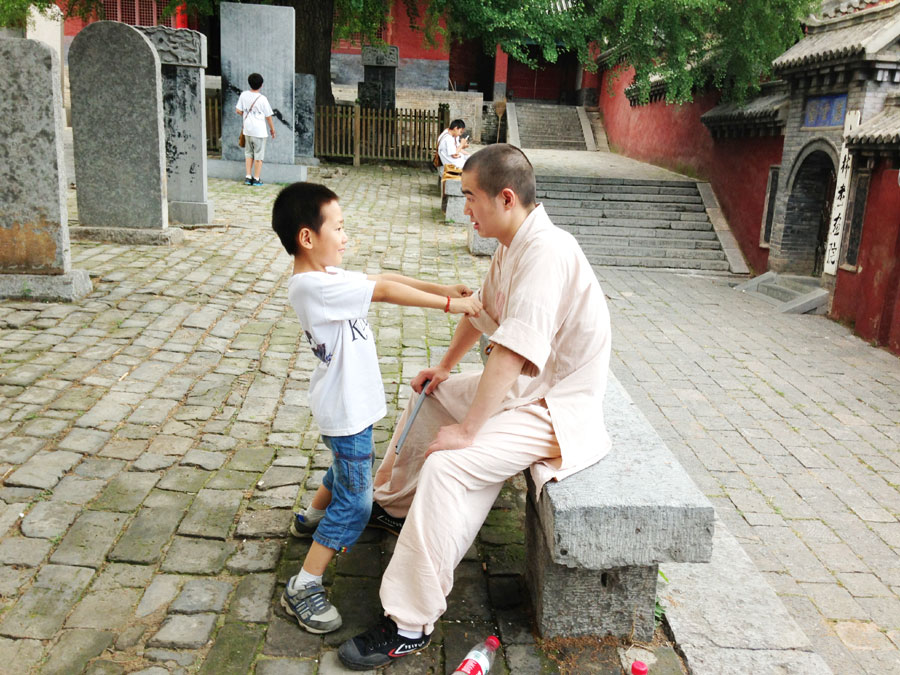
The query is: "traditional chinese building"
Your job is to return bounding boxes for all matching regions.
[766,0,900,278]
[597,0,900,354]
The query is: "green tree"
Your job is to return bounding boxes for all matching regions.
[0,0,59,29]
[43,0,819,104]
[424,0,820,103]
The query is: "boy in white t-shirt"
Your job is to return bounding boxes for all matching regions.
[271,182,482,635]
[437,119,469,171]
[236,72,275,186]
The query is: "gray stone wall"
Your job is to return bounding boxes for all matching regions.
[220,2,295,165]
[331,53,449,90]
[69,22,168,230]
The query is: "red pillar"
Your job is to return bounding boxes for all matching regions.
[493,44,508,101]
[175,4,188,28]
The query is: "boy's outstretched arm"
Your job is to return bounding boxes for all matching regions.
[370,272,472,299]
[370,279,481,317]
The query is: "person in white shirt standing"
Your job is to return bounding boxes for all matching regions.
[270,181,482,636]
[236,72,275,186]
[437,119,469,171]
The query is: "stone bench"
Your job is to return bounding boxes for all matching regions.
[441,176,466,225]
[524,373,715,641]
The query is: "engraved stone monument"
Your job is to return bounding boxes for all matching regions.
[0,38,91,301]
[69,22,181,244]
[358,45,398,109]
[211,2,306,181]
[294,73,316,161]
[138,26,213,224]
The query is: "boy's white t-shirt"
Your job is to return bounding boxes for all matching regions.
[288,267,386,437]
[237,91,274,138]
[438,131,465,169]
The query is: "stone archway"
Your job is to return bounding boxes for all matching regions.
[782,145,837,276]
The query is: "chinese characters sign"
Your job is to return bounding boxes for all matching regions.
[803,94,848,128]
[823,109,861,276]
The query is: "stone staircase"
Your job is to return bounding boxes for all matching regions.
[537,175,730,271]
[733,272,829,314]
[516,103,587,150]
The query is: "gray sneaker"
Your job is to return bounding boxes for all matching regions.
[281,579,342,634]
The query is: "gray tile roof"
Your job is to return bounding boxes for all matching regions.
[846,97,900,145]
[773,0,900,71]
[701,84,790,127]
[819,0,885,20]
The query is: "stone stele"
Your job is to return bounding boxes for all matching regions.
[138,26,213,225]
[69,22,179,243]
[0,38,91,301]
[220,2,295,165]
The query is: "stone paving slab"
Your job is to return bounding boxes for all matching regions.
[2,158,897,673]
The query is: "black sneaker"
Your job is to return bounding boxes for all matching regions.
[244,176,253,185]
[338,615,430,670]
[290,513,318,538]
[252,177,264,186]
[368,503,405,536]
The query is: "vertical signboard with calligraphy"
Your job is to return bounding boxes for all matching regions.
[823,110,861,276]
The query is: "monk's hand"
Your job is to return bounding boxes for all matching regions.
[426,423,475,457]
[412,367,449,395]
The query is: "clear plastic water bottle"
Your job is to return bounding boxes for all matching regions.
[452,635,501,674]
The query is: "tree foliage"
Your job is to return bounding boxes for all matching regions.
[422,0,820,103]
[0,0,59,29]
[28,0,821,104]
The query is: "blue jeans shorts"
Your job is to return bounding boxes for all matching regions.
[313,425,374,553]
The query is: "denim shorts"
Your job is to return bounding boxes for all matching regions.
[314,425,374,553]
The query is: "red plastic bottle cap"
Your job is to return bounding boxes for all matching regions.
[486,635,500,650]
[631,661,648,675]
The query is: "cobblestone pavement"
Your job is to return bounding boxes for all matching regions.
[4,155,899,674]
[0,169,678,674]
[600,267,900,674]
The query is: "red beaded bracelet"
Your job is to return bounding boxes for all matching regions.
[444,296,451,313]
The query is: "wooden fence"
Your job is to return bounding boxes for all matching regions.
[316,105,447,165]
[205,91,222,154]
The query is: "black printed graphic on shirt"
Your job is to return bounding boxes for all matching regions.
[305,331,331,364]
[348,319,369,341]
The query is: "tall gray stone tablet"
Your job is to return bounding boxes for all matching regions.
[294,73,315,160]
[138,26,213,224]
[220,2,295,165]
[0,38,91,301]
[69,22,173,238]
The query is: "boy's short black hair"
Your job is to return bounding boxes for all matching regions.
[449,119,466,130]
[248,73,264,90]
[272,182,339,256]
[463,144,536,207]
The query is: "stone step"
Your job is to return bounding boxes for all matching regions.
[580,243,727,261]
[560,224,719,240]
[537,176,698,188]
[544,202,707,216]
[575,234,723,250]
[523,141,588,150]
[551,214,714,228]
[756,282,801,303]
[538,185,699,197]
[517,104,585,151]
[541,193,704,206]
[590,256,731,271]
